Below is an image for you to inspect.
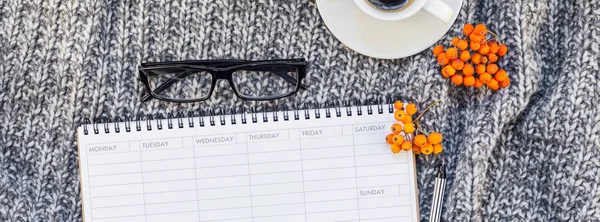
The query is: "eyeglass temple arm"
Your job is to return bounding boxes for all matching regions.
[142,70,194,102]
[140,59,305,67]
[142,69,307,102]
[271,70,308,90]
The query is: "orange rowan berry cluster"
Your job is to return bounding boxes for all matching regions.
[433,23,510,90]
[386,100,443,155]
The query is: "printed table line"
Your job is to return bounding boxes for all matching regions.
[86,143,391,159]
[88,161,403,172]
[89,171,409,188]
[144,210,199,216]
[339,216,411,222]
[90,163,401,178]
[201,205,409,221]
[91,200,196,209]
[89,183,408,199]
[92,214,145,220]
[87,156,194,166]
[92,203,411,219]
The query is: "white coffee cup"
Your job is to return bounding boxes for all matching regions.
[354,0,454,23]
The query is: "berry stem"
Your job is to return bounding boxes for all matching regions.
[487,30,502,44]
[416,120,426,135]
[413,99,442,135]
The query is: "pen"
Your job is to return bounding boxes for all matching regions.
[429,159,446,222]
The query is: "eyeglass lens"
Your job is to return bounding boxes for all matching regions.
[231,65,299,99]
[147,68,213,100]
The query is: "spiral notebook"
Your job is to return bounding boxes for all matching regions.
[76,104,419,222]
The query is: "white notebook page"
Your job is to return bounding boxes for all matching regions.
[77,107,419,222]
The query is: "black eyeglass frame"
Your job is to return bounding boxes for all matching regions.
[139,59,308,103]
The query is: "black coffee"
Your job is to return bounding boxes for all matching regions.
[367,0,410,11]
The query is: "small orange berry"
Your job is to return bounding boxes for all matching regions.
[470,41,481,51]
[457,39,469,50]
[471,53,482,64]
[392,134,404,145]
[391,144,402,153]
[463,63,474,76]
[488,42,499,54]
[421,143,434,155]
[401,115,413,124]
[463,23,474,36]
[474,78,484,88]
[427,132,443,145]
[494,69,508,81]
[463,75,475,86]
[479,38,487,45]
[451,59,464,70]
[451,37,459,46]
[433,144,443,154]
[441,69,451,78]
[403,123,415,134]
[451,74,463,85]
[474,24,487,36]
[391,123,403,134]
[405,103,418,115]
[441,65,456,78]
[480,55,488,64]
[479,44,490,55]
[475,64,486,74]
[499,78,511,88]
[413,146,421,155]
[488,53,498,63]
[480,73,492,83]
[413,134,427,147]
[445,47,458,60]
[498,44,508,56]
[433,45,444,56]
[401,141,413,151]
[496,69,507,76]
[460,50,471,62]
[437,53,449,66]
[486,63,499,74]
[394,110,407,121]
[487,79,499,90]
[386,133,394,144]
[469,33,483,43]
[393,100,404,110]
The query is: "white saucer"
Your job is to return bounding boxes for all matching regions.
[316,0,463,59]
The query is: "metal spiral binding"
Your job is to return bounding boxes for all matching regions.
[125,116,132,132]
[156,114,164,130]
[241,108,248,124]
[82,98,396,135]
[273,107,279,122]
[230,108,237,125]
[146,115,153,131]
[135,115,142,131]
[209,110,216,126]
[114,117,121,133]
[93,118,99,134]
[188,111,195,128]
[262,106,269,123]
[199,110,204,128]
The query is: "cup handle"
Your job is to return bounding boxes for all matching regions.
[422,0,454,23]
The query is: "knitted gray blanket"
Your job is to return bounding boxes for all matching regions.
[1,0,599,221]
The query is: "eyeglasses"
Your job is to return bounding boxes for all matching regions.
[139,59,308,103]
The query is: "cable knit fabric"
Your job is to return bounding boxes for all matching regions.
[1,0,600,221]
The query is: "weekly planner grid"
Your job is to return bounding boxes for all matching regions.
[77,106,419,222]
